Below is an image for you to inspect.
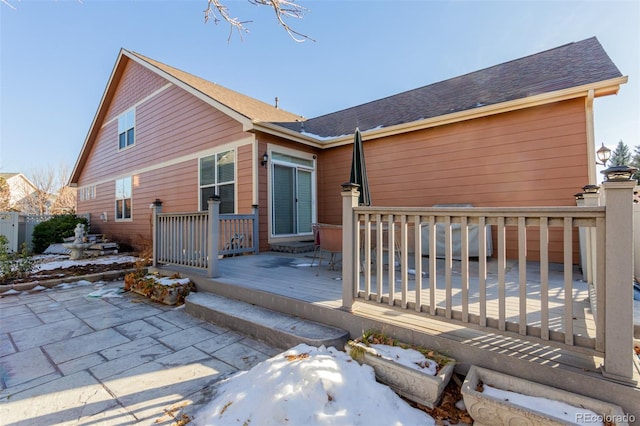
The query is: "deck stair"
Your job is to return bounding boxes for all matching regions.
[185,292,349,350]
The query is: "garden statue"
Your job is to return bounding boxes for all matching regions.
[73,223,86,243]
[63,223,92,260]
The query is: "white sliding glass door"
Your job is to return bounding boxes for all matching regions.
[271,152,315,237]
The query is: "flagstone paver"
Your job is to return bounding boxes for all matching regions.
[114,318,162,339]
[0,334,16,357]
[211,341,274,370]
[44,328,131,364]
[35,307,76,323]
[0,347,57,388]
[10,317,94,350]
[156,325,219,351]
[0,311,43,333]
[0,279,280,425]
[82,304,164,330]
[58,352,106,376]
[2,370,122,425]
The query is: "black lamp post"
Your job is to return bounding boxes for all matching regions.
[596,143,611,167]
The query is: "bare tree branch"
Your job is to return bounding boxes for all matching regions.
[205,0,314,42]
[1,0,16,10]
[18,168,56,215]
[4,0,312,42]
[0,178,11,211]
[17,164,76,215]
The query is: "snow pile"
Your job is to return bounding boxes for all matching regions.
[482,385,604,425]
[153,276,190,286]
[193,344,436,426]
[368,344,438,375]
[34,255,137,271]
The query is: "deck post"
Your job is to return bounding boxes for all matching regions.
[341,183,360,312]
[208,196,221,278]
[151,199,162,268]
[581,186,603,351]
[252,204,259,253]
[581,186,600,285]
[601,178,636,383]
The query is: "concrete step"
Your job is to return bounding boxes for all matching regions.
[185,292,349,350]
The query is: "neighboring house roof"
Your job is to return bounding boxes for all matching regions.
[272,37,624,138]
[0,172,37,206]
[0,173,19,181]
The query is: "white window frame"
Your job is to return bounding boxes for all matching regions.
[267,146,317,239]
[118,108,135,150]
[115,177,132,221]
[198,149,236,214]
[78,185,96,201]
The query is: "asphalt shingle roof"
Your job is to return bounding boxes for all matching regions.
[273,37,622,138]
[128,51,305,123]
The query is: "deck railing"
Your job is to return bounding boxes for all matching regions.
[340,180,637,382]
[152,197,258,277]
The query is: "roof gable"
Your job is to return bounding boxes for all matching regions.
[71,49,304,184]
[273,37,624,138]
[0,172,35,188]
[127,51,304,124]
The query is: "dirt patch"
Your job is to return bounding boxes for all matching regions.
[5,260,137,285]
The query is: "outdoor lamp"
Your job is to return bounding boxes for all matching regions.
[601,165,638,182]
[596,143,611,166]
[261,152,269,167]
[582,184,600,194]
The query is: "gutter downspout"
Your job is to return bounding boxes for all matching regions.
[585,89,596,184]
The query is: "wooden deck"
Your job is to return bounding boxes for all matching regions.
[154,251,640,417]
[195,251,596,337]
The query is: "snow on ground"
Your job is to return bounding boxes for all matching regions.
[32,254,137,271]
[482,385,604,425]
[368,344,438,375]
[193,342,618,426]
[10,255,638,424]
[192,344,437,426]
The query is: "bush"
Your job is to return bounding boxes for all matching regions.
[32,214,89,254]
[0,236,34,283]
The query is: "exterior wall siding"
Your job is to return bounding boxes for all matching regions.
[317,99,589,263]
[75,59,590,262]
[76,60,254,249]
[105,60,168,124]
[236,144,254,214]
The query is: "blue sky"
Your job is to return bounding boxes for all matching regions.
[1,0,638,178]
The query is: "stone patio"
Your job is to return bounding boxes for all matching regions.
[0,280,281,425]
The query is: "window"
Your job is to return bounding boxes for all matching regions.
[118,109,135,149]
[200,150,235,213]
[115,177,132,220]
[78,185,96,201]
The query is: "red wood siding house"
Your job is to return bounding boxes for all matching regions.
[70,37,626,262]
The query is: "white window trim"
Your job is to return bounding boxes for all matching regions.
[78,185,96,201]
[198,149,237,213]
[266,145,317,240]
[114,177,133,221]
[117,108,136,151]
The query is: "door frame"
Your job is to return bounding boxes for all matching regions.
[266,145,317,242]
